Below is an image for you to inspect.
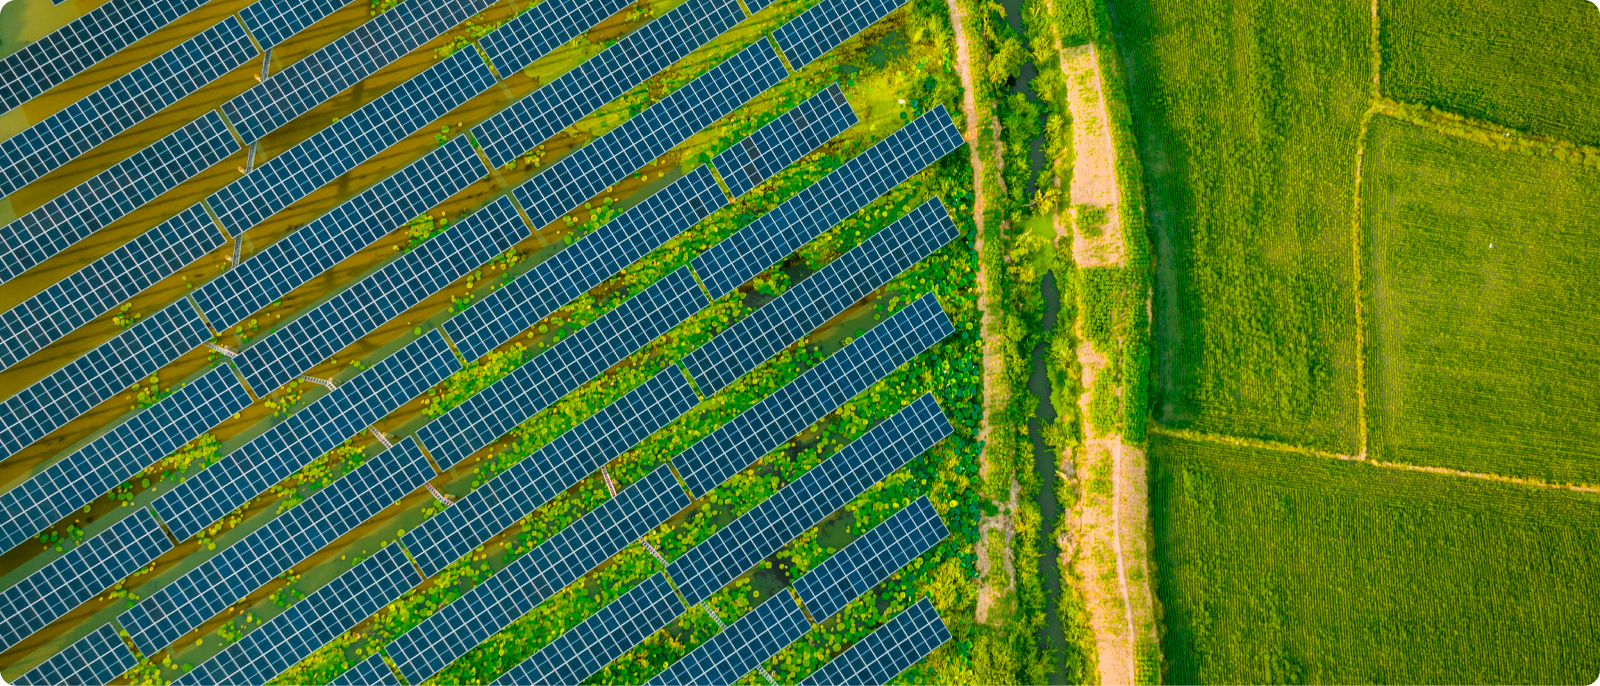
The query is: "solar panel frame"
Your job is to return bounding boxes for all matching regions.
[646,593,811,686]
[712,83,857,198]
[770,0,908,70]
[237,0,351,50]
[12,623,136,686]
[478,0,636,76]
[797,597,950,686]
[332,652,400,686]
[793,496,948,622]
[491,573,682,686]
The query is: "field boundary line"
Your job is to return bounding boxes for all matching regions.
[1346,0,1383,461]
[1372,98,1600,171]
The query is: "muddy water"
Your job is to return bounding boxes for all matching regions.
[1031,271,1068,683]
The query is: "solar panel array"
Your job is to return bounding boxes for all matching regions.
[0,112,236,284]
[0,509,172,652]
[0,203,221,371]
[12,623,136,686]
[798,597,950,686]
[683,197,957,396]
[237,0,351,50]
[795,495,948,621]
[332,652,399,686]
[647,593,811,685]
[121,437,434,654]
[492,573,682,686]
[772,0,908,70]
[713,83,857,198]
[693,108,964,300]
[0,19,257,197]
[445,166,726,363]
[478,0,635,75]
[151,331,460,540]
[404,368,698,576]
[416,266,706,469]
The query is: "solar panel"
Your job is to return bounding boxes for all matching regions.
[478,0,635,76]
[668,393,951,606]
[175,543,422,686]
[233,195,525,394]
[0,299,211,462]
[491,572,682,686]
[150,331,460,541]
[416,266,706,469]
[192,135,484,331]
[206,48,496,236]
[445,166,726,363]
[646,593,811,686]
[683,197,958,396]
[794,496,947,622]
[672,293,953,497]
[237,0,351,50]
[0,19,258,198]
[0,509,172,653]
[770,0,907,70]
[389,463,689,683]
[332,652,399,686]
[12,623,136,686]
[0,112,236,284]
[713,83,857,198]
[0,203,222,372]
[0,365,251,557]
[404,368,697,577]
[692,108,964,300]
[797,597,950,686]
[121,437,433,655]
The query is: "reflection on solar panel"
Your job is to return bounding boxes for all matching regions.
[151,331,460,541]
[493,573,682,686]
[12,623,135,686]
[673,293,953,497]
[713,83,857,198]
[0,0,210,116]
[238,0,350,50]
[475,0,745,169]
[0,112,236,284]
[0,509,172,652]
[234,195,525,394]
[404,368,697,576]
[193,135,484,331]
[669,393,951,605]
[0,19,257,197]
[693,108,963,300]
[417,266,706,469]
[333,652,399,686]
[207,48,495,236]
[122,437,433,654]
[798,597,950,686]
[795,495,947,621]
[771,0,906,69]
[647,593,811,686]
[389,464,690,683]
[175,543,422,686]
[683,197,958,396]
[0,203,221,371]
[478,0,634,76]
[0,299,211,461]
[445,166,726,363]
[0,365,251,556]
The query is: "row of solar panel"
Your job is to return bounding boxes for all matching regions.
[478,0,634,76]
[802,597,952,685]
[712,83,857,198]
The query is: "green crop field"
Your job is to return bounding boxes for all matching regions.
[1379,0,1600,146]
[1361,117,1600,485]
[1149,433,1600,684]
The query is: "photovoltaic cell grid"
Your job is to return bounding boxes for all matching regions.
[233,195,525,394]
[492,573,682,686]
[238,0,351,50]
[713,83,857,198]
[417,266,706,469]
[0,300,211,461]
[795,495,947,621]
[0,203,221,371]
[683,197,957,396]
[404,367,698,577]
[647,593,811,686]
[773,0,908,70]
[0,509,172,652]
[445,166,726,363]
[151,331,460,541]
[122,438,434,655]
[0,112,236,284]
[0,19,257,197]
[478,0,634,75]
[332,652,399,686]
[798,597,950,686]
[13,623,136,686]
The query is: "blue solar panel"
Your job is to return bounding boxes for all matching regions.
[0,19,257,198]
[233,195,525,394]
[0,365,251,556]
[692,108,964,300]
[0,203,221,372]
[492,572,682,686]
[0,112,236,284]
[683,197,957,396]
[798,597,949,686]
[475,0,745,169]
[0,299,211,462]
[122,437,433,655]
[416,266,706,469]
[175,543,422,686]
[794,496,947,622]
[207,48,496,236]
[647,593,811,685]
[238,0,351,50]
[445,166,726,363]
[192,135,484,331]
[0,509,172,652]
[332,652,399,686]
[404,368,697,576]
[13,623,136,686]
[389,463,689,683]
[151,331,460,541]
[478,0,635,76]
[771,0,906,70]
[713,84,857,198]
[668,393,951,605]
[673,293,953,497]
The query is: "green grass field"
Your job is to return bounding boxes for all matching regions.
[1379,0,1600,146]
[1361,117,1600,485]
[1149,433,1600,684]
